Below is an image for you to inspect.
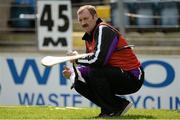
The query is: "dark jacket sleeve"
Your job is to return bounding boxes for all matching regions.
[76,24,119,67]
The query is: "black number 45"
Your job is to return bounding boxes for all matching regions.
[40,4,69,32]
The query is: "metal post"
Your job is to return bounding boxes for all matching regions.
[117,0,125,36]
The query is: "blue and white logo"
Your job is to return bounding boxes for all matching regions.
[142,60,175,88]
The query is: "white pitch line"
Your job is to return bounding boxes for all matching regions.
[51,107,83,110]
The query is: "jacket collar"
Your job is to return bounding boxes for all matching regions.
[82,18,103,41]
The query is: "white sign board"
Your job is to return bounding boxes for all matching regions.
[0,53,180,110]
[125,56,180,110]
[37,0,72,51]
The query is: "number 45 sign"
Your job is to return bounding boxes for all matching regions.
[37,0,72,51]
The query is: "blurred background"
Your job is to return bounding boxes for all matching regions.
[0,0,180,54]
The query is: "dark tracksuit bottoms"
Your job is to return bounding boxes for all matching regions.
[74,66,144,113]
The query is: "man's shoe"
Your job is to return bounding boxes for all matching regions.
[109,101,133,117]
[95,108,112,118]
[120,101,133,116]
[96,112,109,118]
[96,101,133,118]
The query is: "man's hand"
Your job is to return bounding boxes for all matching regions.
[67,51,79,63]
[62,65,72,79]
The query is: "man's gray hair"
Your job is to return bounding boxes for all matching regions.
[77,5,97,16]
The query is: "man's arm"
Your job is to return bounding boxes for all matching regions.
[76,25,119,66]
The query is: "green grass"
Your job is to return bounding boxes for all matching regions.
[0,106,180,119]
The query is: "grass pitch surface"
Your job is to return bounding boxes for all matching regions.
[0,106,180,119]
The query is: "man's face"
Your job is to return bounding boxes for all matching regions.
[78,9,97,34]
